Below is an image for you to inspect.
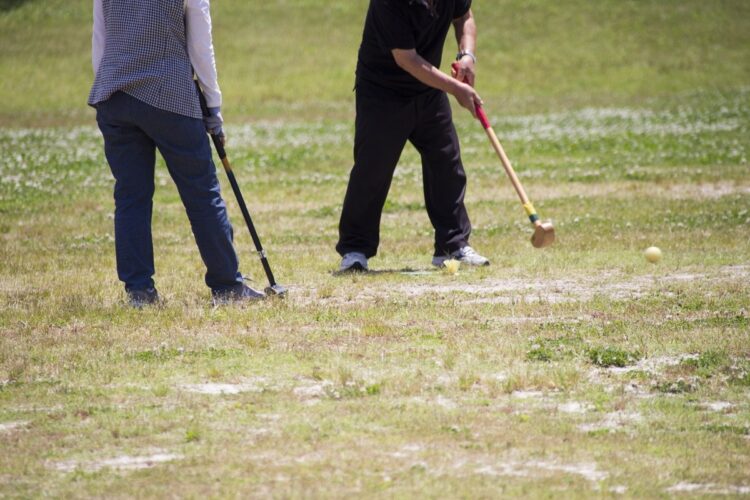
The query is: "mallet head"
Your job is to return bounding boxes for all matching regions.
[531,222,555,248]
[264,284,288,297]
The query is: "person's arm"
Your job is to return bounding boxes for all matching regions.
[92,0,105,75]
[185,0,222,109]
[391,49,481,117]
[452,9,476,86]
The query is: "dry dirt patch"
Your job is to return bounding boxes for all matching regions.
[577,411,643,433]
[665,482,750,495]
[0,421,29,433]
[700,401,734,412]
[474,459,608,483]
[391,265,748,305]
[50,451,182,473]
[179,380,267,395]
[474,181,750,203]
[657,182,750,200]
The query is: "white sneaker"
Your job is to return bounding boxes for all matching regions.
[432,246,490,267]
[339,252,368,272]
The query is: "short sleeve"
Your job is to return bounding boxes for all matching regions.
[453,0,472,19]
[370,0,416,51]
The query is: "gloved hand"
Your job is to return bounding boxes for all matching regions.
[204,106,224,137]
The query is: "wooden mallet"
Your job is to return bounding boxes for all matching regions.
[453,63,555,248]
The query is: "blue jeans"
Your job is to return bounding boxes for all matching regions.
[95,92,243,292]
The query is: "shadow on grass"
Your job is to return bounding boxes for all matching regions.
[332,267,437,277]
[0,0,32,12]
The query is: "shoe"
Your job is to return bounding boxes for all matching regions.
[127,287,160,308]
[432,246,490,267]
[339,252,368,272]
[212,284,266,305]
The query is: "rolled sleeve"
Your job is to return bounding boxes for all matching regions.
[185,0,222,107]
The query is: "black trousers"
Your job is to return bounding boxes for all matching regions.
[336,89,472,258]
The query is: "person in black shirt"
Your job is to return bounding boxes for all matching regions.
[337,0,489,272]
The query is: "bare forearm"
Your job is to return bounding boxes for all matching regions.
[391,48,481,117]
[452,9,477,88]
[391,49,462,95]
[453,10,476,55]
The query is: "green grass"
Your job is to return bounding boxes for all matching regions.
[1,0,750,497]
[1,0,749,124]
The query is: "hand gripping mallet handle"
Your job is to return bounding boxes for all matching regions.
[197,85,287,296]
[452,63,555,248]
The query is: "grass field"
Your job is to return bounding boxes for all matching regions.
[1,0,749,497]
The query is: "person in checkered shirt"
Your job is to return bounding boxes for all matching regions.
[88,0,265,306]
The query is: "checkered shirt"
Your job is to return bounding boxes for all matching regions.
[88,0,202,119]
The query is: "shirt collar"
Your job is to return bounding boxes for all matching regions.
[409,0,438,15]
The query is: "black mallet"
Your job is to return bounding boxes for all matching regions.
[197,85,287,297]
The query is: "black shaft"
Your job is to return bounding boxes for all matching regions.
[197,83,278,288]
[221,161,277,287]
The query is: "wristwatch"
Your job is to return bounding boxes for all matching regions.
[456,50,476,63]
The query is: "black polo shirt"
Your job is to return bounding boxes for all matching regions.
[356,0,472,99]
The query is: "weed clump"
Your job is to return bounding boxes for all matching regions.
[527,345,553,362]
[587,346,639,368]
[525,335,584,363]
[655,378,697,394]
[458,372,480,391]
[681,350,728,377]
[729,358,750,387]
[678,350,750,386]
[702,424,749,436]
[731,370,750,387]
[185,426,201,443]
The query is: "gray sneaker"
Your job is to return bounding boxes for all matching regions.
[212,284,266,305]
[339,252,368,272]
[432,246,490,267]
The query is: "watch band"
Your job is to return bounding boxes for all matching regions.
[456,50,476,63]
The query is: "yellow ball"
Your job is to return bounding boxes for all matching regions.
[443,259,461,275]
[644,246,662,263]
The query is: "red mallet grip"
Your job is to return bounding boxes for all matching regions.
[451,61,460,77]
[451,62,490,129]
[475,103,491,129]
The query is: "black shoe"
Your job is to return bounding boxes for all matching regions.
[211,284,266,305]
[127,287,159,308]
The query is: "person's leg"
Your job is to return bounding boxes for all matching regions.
[96,93,157,292]
[409,91,472,257]
[134,98,243,292]
[336,93,414,258]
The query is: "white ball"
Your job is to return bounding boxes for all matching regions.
[644,246,662,263]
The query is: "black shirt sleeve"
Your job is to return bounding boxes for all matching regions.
[370,0,416,51]
[454,0,472,19]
